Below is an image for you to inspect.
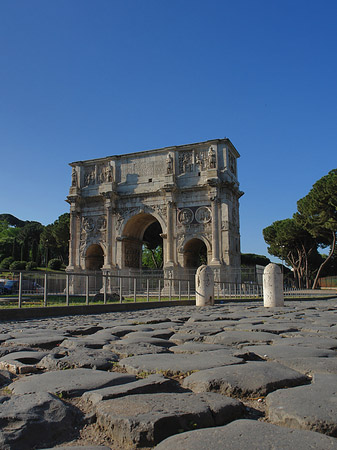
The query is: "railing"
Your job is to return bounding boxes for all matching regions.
[1,270,334,310]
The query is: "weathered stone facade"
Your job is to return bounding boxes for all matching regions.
[66,139,243,284]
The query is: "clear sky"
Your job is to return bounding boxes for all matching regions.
[1,0,336,261]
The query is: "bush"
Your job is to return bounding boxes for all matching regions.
[9,260,28,271]
[48,258,62,270]
[0,256,15,270]
[26,261,38,271]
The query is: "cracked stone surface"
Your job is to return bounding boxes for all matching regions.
[0,298,336,449]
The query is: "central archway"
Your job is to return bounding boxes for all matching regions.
[122,213,163,269]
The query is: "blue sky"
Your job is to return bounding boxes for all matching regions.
[1,0,336,261]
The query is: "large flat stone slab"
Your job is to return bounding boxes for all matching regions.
[183,361,308,397]
[0,350,48,374]
[83,374,179,405]
[266,373,337,436]
[237,344,336,361]
[203,330,279,346]
[274,356,337,375]
[0,392,77,450]
[95,392,244,448]
[9,368,136,397]
[118,350,244,375]
[36,348,118,371]
[154,419,337,449]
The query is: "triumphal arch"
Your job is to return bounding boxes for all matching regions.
[66,138,243,288]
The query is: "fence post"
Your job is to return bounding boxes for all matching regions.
[147,278,149,302]
[187,280,190,301]
[178,280,181,301]
[134,278,137,303]
[86,275,89,305]
[44,273,48,307]
[103,274,107,304]
[158,279,161,301]
[66,273,69,306]
[18,272,23,308]
[119,277,122,303]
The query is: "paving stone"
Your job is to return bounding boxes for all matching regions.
[36,348,118,371]
[183,361,309,397]
[95,392,244,448]
[0,350,48,374]
[154,419,337,450]
[59,336,115,349]
[119,349,244,375]
[274,336,337,349]
[42,447,111,450]
[237,343,336,361]
[83,374,179,405]
[0,369,14,386]
[0,392,78,450]
[169,332,202,344]
[104,341,170,357]
[121,330,175,340]
[170,343,226,354]
[276,356,337,375]
[3,334,67,348]
[9,368,137,397]
[203,330,280,346]
[117,336,175,348]
[266,373,337,436]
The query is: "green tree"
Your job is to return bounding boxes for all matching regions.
[241,253,271,267]
[295,169,337,288]
[142,245,163,269]
[17,222,44,263]
[0,220,21,261]
[263,218,317,288]
[40,214,70,265]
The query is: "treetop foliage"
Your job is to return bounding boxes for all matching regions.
[263,168,337,288]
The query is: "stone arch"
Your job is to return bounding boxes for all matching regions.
[122,212,163,269]
[85,244,104,271]
[183,237,209,268]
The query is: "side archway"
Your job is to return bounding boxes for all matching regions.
[183,238,208,268]
[85,244,104,271]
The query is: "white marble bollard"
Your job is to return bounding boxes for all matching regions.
[195,265,214,306]
[263,263,284,307]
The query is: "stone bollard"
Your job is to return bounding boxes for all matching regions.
[263,263,284,307]
[195,265,214,306]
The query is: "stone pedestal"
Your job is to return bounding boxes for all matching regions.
[195,265,214,306]
[263,263,284,307]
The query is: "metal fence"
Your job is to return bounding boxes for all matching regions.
[1,269,334,309]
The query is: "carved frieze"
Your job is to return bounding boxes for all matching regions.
[178,151,193,174]
[83,163,113,187]
[83,167,96,187]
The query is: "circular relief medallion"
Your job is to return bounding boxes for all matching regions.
[82,217,95,232]
[178,208,194,225]
[195,206,211,224]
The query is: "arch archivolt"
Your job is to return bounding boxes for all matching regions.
[80,238,106,259]
[117,205,166,238]
[177,233,211,255]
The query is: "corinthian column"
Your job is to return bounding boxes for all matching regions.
[166,200,175,265]
[211,196,221,265]
[68,207,78,269]
[105,203,112,267]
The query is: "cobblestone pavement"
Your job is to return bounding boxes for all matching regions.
[0,299,337,449]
